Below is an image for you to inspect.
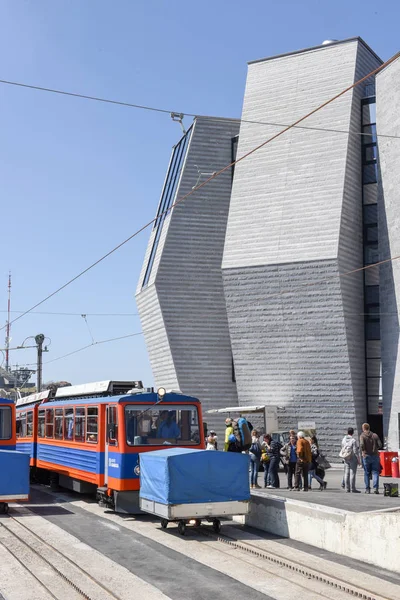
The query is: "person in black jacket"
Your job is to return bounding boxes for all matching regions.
[309,436,327,491]
[263,434,282,488]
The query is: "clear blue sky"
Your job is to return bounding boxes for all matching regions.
[0,0,398,387]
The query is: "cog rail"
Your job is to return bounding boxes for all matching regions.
[197,525,392,600]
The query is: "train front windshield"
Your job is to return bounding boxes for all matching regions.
[0,407,12,440]
[125,404,200,446]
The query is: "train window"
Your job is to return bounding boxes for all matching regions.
[16,412,26,438]
[38,410,45,438]
[0,407,12,440]
[86,407,98,443]
[26,411,33,437]
[65,408,74,440]
[74,407,85,442]
[45,409,54,438]
[125,405,200,446]
[54,408,64,440]
[107,406,118,446]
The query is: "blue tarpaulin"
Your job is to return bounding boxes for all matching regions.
[0,450,30,499]
[140,448,250,505]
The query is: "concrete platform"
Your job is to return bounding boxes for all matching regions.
[254,468,400,512]
[241,469,400,574]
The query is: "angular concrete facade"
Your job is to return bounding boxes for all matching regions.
[136,117,240,432]
[137,38,400,456]
[222,39,382,456]
[377,57,400,451]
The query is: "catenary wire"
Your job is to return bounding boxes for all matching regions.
[21,331,145,367]
[0,310,138,316]
[0,77,398,140]
[2,50,399,335]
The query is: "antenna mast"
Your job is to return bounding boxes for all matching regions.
[5,272,11,372]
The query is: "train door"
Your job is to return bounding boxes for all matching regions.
[104,405,118,486]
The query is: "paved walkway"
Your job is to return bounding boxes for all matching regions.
[254,467,400,513]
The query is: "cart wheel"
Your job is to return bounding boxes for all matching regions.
[194,519,201,527]
[0,503,8,514]
[212,519,221,534]
[160,519,168,529]
[178,520,186,536]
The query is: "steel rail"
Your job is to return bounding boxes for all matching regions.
[0,514,122,600]
[196,525,391,600]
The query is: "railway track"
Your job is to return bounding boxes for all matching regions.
[0,514,122,600]
[1,495,396,600]
[194,524,392,600]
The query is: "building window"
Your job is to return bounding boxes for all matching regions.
[364,244,379,265]
[142,126,193,288]
[362,124,377,144]
[363,164,378,184]
[0,407,12,440]
[365,224,378,243]
[365,321,380,340]
[231,135,239,180]
[363,144,377,164]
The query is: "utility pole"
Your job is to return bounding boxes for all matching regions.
[5,272,11,372]
[35,334,45,392]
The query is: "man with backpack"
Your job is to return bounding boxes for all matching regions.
[360,423,382,494]
[249,430,262,488]
[340,427,361,493]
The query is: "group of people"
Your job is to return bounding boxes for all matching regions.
[208,418,384,495]
[248,429,327,491]
[341,423,382,494]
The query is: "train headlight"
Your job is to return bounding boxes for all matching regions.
[157,387,166,400]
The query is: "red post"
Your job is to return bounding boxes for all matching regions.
[391,457,399,479]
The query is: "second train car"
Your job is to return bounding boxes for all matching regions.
[16,381,205,512]
[1,396,30,512]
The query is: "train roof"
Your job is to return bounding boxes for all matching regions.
[21,391,200,409]
[0,398,15,405]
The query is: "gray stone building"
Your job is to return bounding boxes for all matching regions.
[137,38,400,457]
[136,117,240,433]
[377,57,400,453]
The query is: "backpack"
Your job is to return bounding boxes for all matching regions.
[232,417,252,451]
[339,440,353,460]
[250,441,261,458]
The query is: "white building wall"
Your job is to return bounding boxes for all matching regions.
[376,57,400,451]
[136,117,240,434]
[222,39,381,457]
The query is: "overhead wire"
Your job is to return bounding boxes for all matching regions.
[0,77,398,140]
[2,50,400,335]
[21,331,145,367]
[0,310,138,317]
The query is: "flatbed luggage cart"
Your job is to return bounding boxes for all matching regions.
[140,497,249,535]
[139,447,251,536]
[0,450,30,514]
